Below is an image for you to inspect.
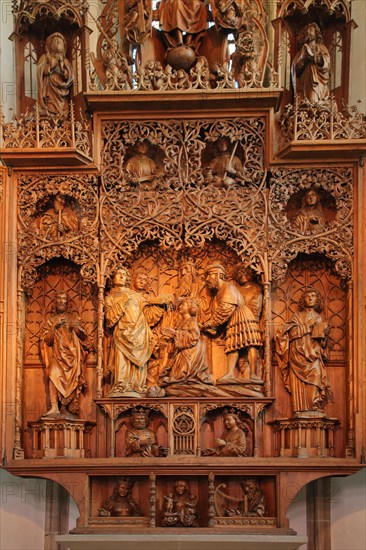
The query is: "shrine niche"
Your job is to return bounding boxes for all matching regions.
[1,0,365,547]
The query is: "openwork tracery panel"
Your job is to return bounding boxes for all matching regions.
[100,118,267,276]
[268,167,353,282]
[18,174,99,290]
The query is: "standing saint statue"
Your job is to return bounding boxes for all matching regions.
[291,23,331,104]
[104,266,156,397]
[40,292,89,417]
[275,286,331,416]
[37,33,74,117]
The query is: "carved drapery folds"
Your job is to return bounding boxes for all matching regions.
[268,167,353,282]
[18,173,99,290]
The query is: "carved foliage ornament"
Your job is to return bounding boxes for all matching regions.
[100,118,266,275]
[18,174,99,289]
[13,0,88,35]
[268,168,353,282]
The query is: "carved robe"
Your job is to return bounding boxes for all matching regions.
[208,282,262,353]
[39,206,78,238]
[105,287,155,395]
[292,205,326,232]
[125,425,158,457]
[37,49,74,116]
[291,42,330,103]
[125,153,157,183]
[275,309,330,413]
[159,0,207,34]
[40,312,87,409]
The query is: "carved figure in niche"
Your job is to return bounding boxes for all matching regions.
[291,23,330,104]
[235,30,258,88]
[125,141,161,185]
[102,39,132,90]
[207,137,243,186]
[40,292,89,417]
[224,479,266,517]
[125,408,167,457]
[162,479,198,527]
[38,194,78,239]
[292,188,326,232]
[201,262,262,383]
[37,33,74,117]
[122,0,152,46]
[160,298,214,393]
[156,0,208,68]
[99,477,143,517]
[210,0,246,31]
[202,411,247,456]
[233,265,263,380]
[104,266,155,397]
[275,286,331,416]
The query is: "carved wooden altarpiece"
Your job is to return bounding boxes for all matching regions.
[0,0,365,545]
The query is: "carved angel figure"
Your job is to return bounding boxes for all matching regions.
[291,23,331,104]
[99,478,143,517]
[202,411,247,456]
[37,33,74,117]
[292,188,326,232]
[210,0,246,31]
[40,292,88,417]
[162,479,198,527]
[104,266,155,397]
[122,0,152,45]
[38,194,78,239]
[275,286,331,416]
[125,408,167,457]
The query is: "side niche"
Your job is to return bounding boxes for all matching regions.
[270,254,347,457]
[23,261,98,459]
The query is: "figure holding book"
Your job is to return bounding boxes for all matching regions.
[275,286,331,416]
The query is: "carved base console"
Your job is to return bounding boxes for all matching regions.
[29,418,95,459]
[270,417,340,459]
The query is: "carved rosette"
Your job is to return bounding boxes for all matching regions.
[268,168,353,282]
[100,118,267,276]
[18,174,99,290]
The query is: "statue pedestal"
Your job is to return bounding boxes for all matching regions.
[28,418,95,458]
[270,416,340,458]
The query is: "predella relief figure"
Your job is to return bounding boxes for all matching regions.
[275,286,332,417]
[292,188,326,232]
[40,292,89,417]
[37,32,74,117]
[291,23,331,104]
[202,411,247,457]
[99,477,143,517]
[125,408,167,457]
[38,194,79,239]
[223,478,266,517]
[162,479,198,527]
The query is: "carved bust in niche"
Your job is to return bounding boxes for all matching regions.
[202,410,247,457]
[162,479,198,527]
[287,187,336,232]
[37,194,79,239]
[124,141,162,185]
[224,478,266,517]
[205,137,244,186]
[124,408,167,457]
[99,477,143,517]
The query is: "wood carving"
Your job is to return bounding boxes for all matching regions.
[99,478,143,517]
[125,408,167,457]
[275,286,331,417]
[162,479,198,527]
